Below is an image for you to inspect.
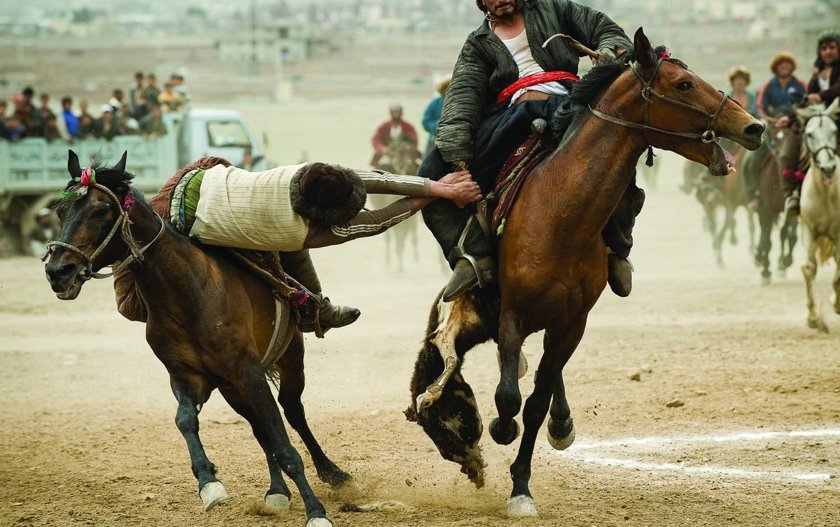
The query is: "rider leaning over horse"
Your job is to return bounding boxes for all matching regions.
[420,0,645,302]
[113,156,480,330]
[774,31,840,216]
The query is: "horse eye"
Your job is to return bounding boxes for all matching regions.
[676,81,692,92]
[90,204,111,217]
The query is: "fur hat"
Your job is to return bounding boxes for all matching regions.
[727,65,751,85]
[289,163,366,226]
[769,52,796,74]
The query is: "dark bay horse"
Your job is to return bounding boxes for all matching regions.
[745,125,799,283]
[44,151,349,527]
[406,29,764,517]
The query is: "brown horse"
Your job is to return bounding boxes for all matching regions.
[406,29,764,517]
[746,126,799,283]
[44,151,349,527]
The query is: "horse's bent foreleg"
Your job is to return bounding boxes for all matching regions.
[274,333,354,491]
[491,312,526,446]
[170,376,227,511]
[236,363,331,525]
[506,322,585,518]
[217,385,292,510]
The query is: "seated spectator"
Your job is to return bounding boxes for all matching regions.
[109,89,126,116]
[140,105,167,137]
[42,113,63,142]
[15,86,42,137]
[39,93,55,121]
[158,82,185,113]
[118,103,140,135]
[3,115,26,141]
[95,105,119,140]
[78,113,97,139]
[60,96,79,139]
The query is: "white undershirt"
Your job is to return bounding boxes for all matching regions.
[500,29,568,105]
[819,74,830,91]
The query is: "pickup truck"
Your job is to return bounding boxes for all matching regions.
[0,108,268,255]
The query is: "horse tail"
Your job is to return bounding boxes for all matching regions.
[815,236,835,266]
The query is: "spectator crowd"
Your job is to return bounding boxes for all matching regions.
[0,72,191,142]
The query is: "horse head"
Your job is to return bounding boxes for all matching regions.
[386,139,420,175]
[45,150,138,300]
[796,99,839,181]
[600,28,764,175]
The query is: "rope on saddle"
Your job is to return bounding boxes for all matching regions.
[487,132,551,237]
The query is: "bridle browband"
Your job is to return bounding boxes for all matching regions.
[588,56,729,145]
[42,183,165,281]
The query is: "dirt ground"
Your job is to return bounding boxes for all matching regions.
[2,106,840,527]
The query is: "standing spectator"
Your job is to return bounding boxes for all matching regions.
[15,86,42,137]
[140,105,167,137]
[421,74,451,158]
[108,89,127,117]
[756,53,807,118]
[77,99,93,121]
[144,73,161,111]
[59,96,79,140]
[129,71,148,119]
[158,82,185,113]
[39,93,55,121]
[170,73,191,106]
[95,105,119,140]
[42,114,63,142]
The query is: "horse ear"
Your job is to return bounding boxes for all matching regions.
[827,97,840,119]
[633,28,654,69]
[113,151,128,173]
[67,150,82,179]
[794,107,809,127]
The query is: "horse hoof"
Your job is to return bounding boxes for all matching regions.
[199,481,229,511]
[306,518,333,527]
[416,391,438,414]
[489,417,520,446]
[264,493,291,511]
[507,495,539,518]
[761,276,771,286]
[546,418,575,450]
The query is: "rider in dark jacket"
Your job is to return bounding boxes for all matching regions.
[420,0,644,301]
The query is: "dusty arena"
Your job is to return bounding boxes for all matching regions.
[2,101,840,527]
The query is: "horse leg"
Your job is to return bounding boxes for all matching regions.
[235,362,331,526]
[490,312,526,446]
[217,385,293,511]
[395,223,407,273]
[384,230,392,272]
[275,333,355,491]
[756,222,772,284]
[170,375,228,511]
[728,206,738,246]
[411,216,420,263]
[801,230,823,331]
[712,207,727,269]
[747,209,757,253]
[506,322,585,518]
[833,242,840,316]
[780,216,798,271]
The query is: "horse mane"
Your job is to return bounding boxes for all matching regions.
[551,46,682,141]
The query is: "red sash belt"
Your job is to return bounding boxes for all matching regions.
[496,71,580,104]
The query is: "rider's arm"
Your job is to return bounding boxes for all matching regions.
[355,170,431,197]
[436,37,490,167]
[560,0,632,60]
[304,198,419,248]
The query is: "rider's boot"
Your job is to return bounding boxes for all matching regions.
[603,180,645,298]
[282,250,361,332]
[442,255,496,302]
[785,188,801,218]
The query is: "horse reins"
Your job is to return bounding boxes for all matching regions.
[42,183,166,281]
[588,56,729,146]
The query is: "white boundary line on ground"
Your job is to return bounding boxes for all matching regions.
[554,428,840,483]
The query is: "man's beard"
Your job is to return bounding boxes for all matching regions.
[491,1,518,20]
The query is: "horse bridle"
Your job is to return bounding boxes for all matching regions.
[588,57,729,145]
[42,183,166,281]
[804,114,838,165]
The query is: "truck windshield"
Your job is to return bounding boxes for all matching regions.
[206,121,252,148]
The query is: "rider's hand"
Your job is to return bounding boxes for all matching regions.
[807,93,823,105]
[439,170,472,184]
[775,115,790,129]
[447,180,482,209]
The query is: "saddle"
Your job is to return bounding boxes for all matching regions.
[484,119,553,238]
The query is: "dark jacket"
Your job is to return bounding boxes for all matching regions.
[807,62,840,105]
[435,0,631,164]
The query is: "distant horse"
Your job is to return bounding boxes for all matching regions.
[371,139,422,272]
[797,100,840,332]
[406,29,763,518]
[44,151,349,527]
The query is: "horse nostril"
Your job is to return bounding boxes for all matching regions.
[46,263,76,282]
[744,122,765,137]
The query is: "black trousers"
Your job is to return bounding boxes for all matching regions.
[420,95,645,267]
